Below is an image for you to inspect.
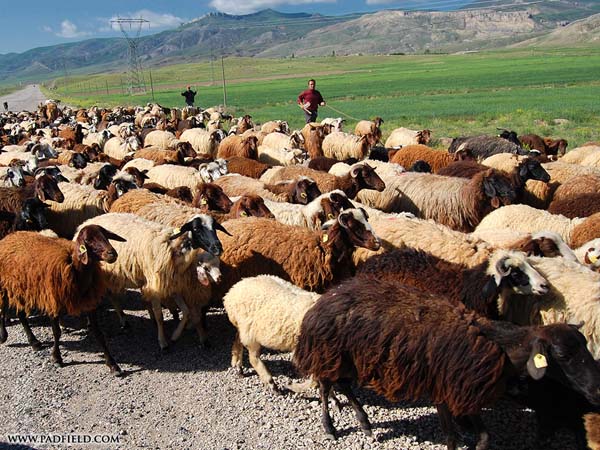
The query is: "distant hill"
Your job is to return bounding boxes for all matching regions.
[0,2,599,82]
[512,13,600,47]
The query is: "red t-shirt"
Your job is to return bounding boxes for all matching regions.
[297,89,324,112]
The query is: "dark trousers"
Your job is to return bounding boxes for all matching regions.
[304,109,318,124]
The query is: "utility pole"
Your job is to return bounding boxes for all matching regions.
[111,17,150,95]
[221,56,227,109]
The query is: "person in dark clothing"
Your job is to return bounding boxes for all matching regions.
[2,102,7,112]
[297,79,326,124]
[181,85,197,107]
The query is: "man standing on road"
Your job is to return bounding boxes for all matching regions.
[181,85,197,107]
[2,102,7,112]
[297,79,325,124]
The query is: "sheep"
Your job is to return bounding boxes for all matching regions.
[475,204,586,247]
[259,120,289,134]
[519,133,568,157]
[260,162,385,199]
[214,174,321,205]
[352,214,495,268]
[261,131,304,151]
[225,156,271,179]
[133,147,186,166]
[585,413,600,450]
[0,197,52,239]
[257,145,306,167]
[321,131,375,161]
[82,129,112,149]
[543,160,600,185]
[571,213,600,248]
[210,194,274,223]
[301,122,328,159]
[224,275,320,391]
[560,144,600,165]
[122,157,156,173]
[376,169,515,232]
[191,182,233,213]
[216,135,259,160]
[320,117,344,132]
[518,133,547,152]
[179,128,223,158]
[0,160,27,187]
[384,127,431,147]
[76,213,227,349]
[46,177,135,239]
[145,164,207,191]
[0,225,126,374]
[262,190,354,230]
[548,192,600,219]
[390,144,474,173]
[574,238,600,271]
[552,174,600,203]
[358,247,549,320]
[293,274,600,447]
[449,135,527,160]
[213,209,380,301]
[103,136,141,161]
[354,117,383,144]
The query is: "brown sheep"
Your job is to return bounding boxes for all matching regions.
[548,193,600,219]
[586,413,600,450]
[214,175,322,205]
[234,114,254,135]
[209,194,274,223]
[354,117,384,144]
[217,135,259,160]
[293,274,600,447]
[301,122,328,159]
[212,209,380,300]
[192,182,233,213]
[391,144,474,173]
[551,174,600,203]
[226,156,272,179]
[0,225,126,374]
[260,163,385,199]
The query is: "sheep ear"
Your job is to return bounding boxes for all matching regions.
[481,276,499,299]
[214,221,232,236]
[337,211,350,228]
[483,178,497,198]
[78,244,89,265]
[98,226,126,242]
[526,340,548,380]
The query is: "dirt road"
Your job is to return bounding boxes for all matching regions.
[0,84,48,113]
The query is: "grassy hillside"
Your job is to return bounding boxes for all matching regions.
[44,48,600,147]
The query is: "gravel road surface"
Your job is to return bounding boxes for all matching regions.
[0,85,48,113]
[0,296,578,450]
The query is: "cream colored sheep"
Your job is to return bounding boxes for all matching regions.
[384,127,431,147]
[322,131,372,161]
[257,145,306,166]
[561,145,600,165]
[179,128,222,157]
[103,136,141,161]
[143,130,178,150]
[224,275,320,391]
[146,164,204,191]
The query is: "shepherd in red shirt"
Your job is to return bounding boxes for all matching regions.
[297,79,326,124]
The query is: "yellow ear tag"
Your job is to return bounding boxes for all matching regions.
[300,192,307,199]
[533,353,548,369]
[79,245,87,253]
[200,197,207,205]
[327,213,334,220]
[171,228,181,236]
[589,254,598,264]
[322,234,329,243]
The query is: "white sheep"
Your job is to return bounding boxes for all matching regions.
[320,117,344,132]
[560,144,600,165]
[322,131,372,161]
[103,136,141,161]
[474,204,586,246]
[384,127,431,147]
[179,128,223,157]
[76,212,224,350]
[122,158,156,173]
[257,145,306,166]
[82,129,113,149]
[224,274,320,391]
[143,130,179,150]
[145,164,205,191]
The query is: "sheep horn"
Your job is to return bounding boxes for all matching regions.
[496,257,512,277]
[350,164,362,177]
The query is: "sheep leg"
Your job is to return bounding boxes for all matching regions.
[149,297,169,351]
[87,311,123,376]
[468,415,489,450]
[108,294,128,329]
[231,331,244,376]
[170,296,188,342]
[0,295,8,344]
[436,403,458,450]
[50,317,63,367]
[247,342,279,391]
[336,380,372,437]
[168,307,180,326]
[319,379,337,440]
[17,311,42,351]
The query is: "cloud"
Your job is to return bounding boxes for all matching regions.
[55,20,91,38]
[209,0,336,15]
[105,9,188,32]
[42,25,53,33]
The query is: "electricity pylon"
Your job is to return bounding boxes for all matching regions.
[111,18,149,94]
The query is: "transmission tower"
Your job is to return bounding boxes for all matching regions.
[111,18,150,95]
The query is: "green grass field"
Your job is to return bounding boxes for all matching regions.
[42,47,600,147]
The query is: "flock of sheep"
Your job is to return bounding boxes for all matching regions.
[1,99,600,449]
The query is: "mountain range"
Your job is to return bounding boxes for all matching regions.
[1,0,599,82]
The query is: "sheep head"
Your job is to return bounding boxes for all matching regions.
[484,250,548,299]
[232,194,274,219]
[170,214,230,257]
[291,177,321,205]
[350,163,385,192]
[75,224,125,265]
[193,183,233,213]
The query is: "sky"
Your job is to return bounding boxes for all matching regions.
[2,0,477,54]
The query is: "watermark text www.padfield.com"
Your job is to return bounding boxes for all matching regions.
[5,434,121,446]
